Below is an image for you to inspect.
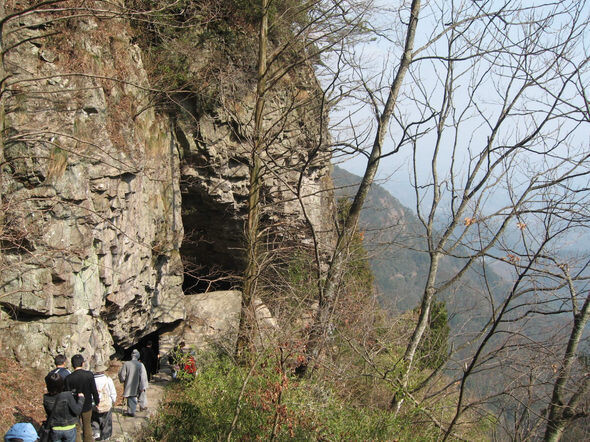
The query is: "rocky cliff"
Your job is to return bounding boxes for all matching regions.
[0,1,333,369]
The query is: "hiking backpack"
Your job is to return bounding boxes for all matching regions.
[95,378,112,413]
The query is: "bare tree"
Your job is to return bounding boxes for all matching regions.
[543,270,590,441]
[293,0,421,376]
[232,0,372,361]
[289,0,590,437]
[235,0,269,362]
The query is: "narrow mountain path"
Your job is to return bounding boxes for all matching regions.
[109,371,170,441]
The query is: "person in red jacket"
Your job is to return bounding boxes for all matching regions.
[183,355,197,376]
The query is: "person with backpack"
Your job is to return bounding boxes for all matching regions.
[91,363,116,441]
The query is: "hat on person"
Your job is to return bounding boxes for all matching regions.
[94,361,109,373]
[4,422,38,442]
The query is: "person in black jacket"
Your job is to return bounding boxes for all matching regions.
[44,372,84,442]
[64,354,99,442]
[46,354,71,381]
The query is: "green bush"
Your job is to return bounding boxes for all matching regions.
[416,300,450,370]
[140,351,437,441]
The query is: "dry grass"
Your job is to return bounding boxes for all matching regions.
[0,357,47,436]
[0,357,128,437]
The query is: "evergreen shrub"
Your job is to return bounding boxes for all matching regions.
[139,350,436,441]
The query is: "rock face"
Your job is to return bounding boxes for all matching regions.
[159,290,277,355]
[0,3,334,370]
[177,80,334,283]
[0,9,184,368]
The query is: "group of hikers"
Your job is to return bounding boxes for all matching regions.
[4,341,159,442]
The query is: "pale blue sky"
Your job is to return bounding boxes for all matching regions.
[323,0,590,215]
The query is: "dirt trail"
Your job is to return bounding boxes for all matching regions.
[109,372,170,442]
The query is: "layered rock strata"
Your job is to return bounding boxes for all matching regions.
[0,8,183,368]
[159,290,277,356]
[0,2,334,370]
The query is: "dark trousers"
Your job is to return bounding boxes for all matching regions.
[91,408,113,440]
[50,426,76,442]
[75,409,93,442]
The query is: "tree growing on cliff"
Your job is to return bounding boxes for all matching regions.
[294,0,421,375]
[231,0,373,361]
[235,0,269,362]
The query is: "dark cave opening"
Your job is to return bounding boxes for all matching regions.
[117,329,161,362]
[181,267,237,294]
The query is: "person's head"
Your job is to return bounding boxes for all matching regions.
[94,354,108,373]
[71,354,84,369]
[45,372,64,395]
[131,349,140,360]
[146,340,152,348]
[4,422,38,442]
[53,354,67,367]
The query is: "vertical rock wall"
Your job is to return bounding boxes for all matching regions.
[0,7,184,368]
[177,74,334,283]
[0,2,335,369]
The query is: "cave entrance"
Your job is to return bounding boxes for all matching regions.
[178,187,244,295]
[120,330,161,362]
[137,331,160,360]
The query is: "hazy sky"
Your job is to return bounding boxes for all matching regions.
[325,0,590,213]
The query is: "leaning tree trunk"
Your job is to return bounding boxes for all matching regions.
[298,0,422,376]
[544,288,590,442]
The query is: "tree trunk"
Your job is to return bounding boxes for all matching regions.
[544,289,590,441]
[298,0,422,376]
[235,0,268,363]
[389,253,440,412]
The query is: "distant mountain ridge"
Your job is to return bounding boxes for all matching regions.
[332,165,428,311]
[332,165,507,314]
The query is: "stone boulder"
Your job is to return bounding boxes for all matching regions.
[160,290,277,356]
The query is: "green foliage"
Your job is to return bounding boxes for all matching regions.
[285,251,315,290]
[416,300,450,370]
[127,0,254,113]
[226,0,312,35]
[141,351,442,441]
[337,197,374,289]
[128,0,316,115]
[226,0,261,25]
[143,354,237,441]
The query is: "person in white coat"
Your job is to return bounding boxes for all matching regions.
[91,362,117,441]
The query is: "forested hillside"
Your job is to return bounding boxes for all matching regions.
[332,166,507,316]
